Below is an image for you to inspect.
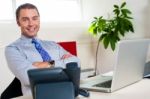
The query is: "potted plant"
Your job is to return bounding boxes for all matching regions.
[88,2,134,75]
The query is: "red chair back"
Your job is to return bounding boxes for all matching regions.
[58,41,77,56]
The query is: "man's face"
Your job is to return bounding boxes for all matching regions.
[17,9,40,38]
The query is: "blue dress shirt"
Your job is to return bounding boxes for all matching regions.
[5,35,80,95]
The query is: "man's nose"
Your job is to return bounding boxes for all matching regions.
[28,19,34,26]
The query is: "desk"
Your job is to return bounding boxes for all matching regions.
[14,79,150,99]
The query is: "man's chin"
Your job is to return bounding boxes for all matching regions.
[29,35,37,38]
[22,31,37,38]
[24,34,37,38]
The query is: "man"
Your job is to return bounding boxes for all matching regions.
[5,3,80,95]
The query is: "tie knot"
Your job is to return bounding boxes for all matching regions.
[32,38,41,48]
[32,38,38,44]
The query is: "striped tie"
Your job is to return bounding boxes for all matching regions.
[32,38,52,62]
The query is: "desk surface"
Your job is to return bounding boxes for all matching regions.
[14,79,150,99]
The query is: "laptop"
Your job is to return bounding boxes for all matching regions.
[80,39,150,92]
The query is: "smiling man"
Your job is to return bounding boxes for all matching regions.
[17,8,40,38]
[5,3,80,96]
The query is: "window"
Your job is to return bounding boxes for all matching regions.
[16,0,82,22]
[0,0,14,21]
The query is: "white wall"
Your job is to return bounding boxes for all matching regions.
[0,0,150,94]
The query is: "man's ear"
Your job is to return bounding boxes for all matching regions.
[17,20,20,26]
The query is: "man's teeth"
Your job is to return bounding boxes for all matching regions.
[28,28,35,32]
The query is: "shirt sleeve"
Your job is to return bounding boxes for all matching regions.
[53,42,81,68]
[5,45,36,86]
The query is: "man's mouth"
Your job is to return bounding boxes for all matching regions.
[27,27,36,32]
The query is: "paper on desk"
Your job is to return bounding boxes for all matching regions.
[101,71,113,76]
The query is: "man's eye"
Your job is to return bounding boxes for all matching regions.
[22,18,28,21]
[33,17,38,20]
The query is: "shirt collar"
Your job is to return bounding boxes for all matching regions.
[20,35,39,43]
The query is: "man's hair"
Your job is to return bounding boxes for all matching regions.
[16,3,40,20]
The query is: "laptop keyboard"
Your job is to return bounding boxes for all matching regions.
[93,80,112,88]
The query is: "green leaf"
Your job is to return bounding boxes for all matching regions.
[88,23,95,32]
[99,16,103,19]
[121,9,132,15]
[99,34,107,42]
[122,18,134,33]
[119,29,125,36]
[110,38,116,51]
[114,5,119,9]
[113,9,120,16]
[129,24,134,32]
[121,2,126,8]
[126,16,133,19]
[97,18,106,32]
[107,34,116,51]
[116,36,120,41]
[103,36,109,49]
[93,27,98,35]
[94,17,98,20]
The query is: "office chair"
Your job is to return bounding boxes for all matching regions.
[1,41,77,99]
[58,41,77,56]
[0,77,23,99]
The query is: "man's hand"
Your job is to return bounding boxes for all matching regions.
[32,62,52,68]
